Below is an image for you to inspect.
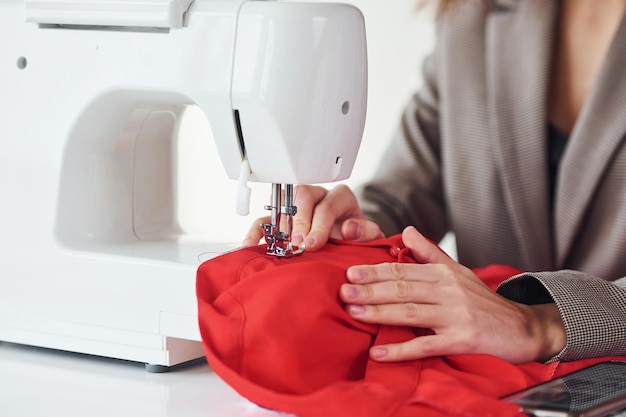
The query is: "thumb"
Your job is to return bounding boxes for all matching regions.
[402,226,452,265]
[341,218,385,242]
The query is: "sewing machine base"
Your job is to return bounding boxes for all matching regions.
[0,240,234,371]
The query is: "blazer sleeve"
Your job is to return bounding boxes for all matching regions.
[497,272,626,362]
[356,49,449,243]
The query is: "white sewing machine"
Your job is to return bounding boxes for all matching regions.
[0,0,367,371]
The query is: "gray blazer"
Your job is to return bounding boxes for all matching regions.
[358,0,626,361]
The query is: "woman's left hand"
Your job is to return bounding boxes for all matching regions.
[339,226,566,364]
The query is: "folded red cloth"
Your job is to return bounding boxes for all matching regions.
[196,235,625,417]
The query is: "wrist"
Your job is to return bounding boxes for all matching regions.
[524,303,567,362]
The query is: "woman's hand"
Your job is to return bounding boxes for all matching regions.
[339,226,567,364]
[242,184,385,251]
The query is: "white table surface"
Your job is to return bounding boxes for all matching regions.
[0,342,287,417]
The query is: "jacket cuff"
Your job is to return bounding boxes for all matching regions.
[497,270,626,362]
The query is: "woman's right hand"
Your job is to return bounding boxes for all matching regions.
[242,184,385,252]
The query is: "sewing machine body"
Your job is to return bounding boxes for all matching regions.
[0,0,366,369]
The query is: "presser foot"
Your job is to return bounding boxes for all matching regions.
[262,226,305,257]
[266,241,306,257]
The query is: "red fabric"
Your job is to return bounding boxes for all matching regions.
[196,235,626,417]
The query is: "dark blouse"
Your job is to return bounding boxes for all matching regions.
[548,123,569,209]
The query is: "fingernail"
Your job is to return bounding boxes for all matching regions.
[347,267,364,283]
[348,304,365,315]
[341,284,359,301]
[344,221,362,240]
[291,233,304,246]
[303,236,316,248]
[371,347,388,359]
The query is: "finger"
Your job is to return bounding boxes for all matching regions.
[290,185,329,246]
[340,279,440,306]
[242,216,269,247]
[300,185,364,251]
[402,226,454,265]
[341,218,385,242]
[346,262,443,285]
[344,301,445,328]
[370,334,463,362]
